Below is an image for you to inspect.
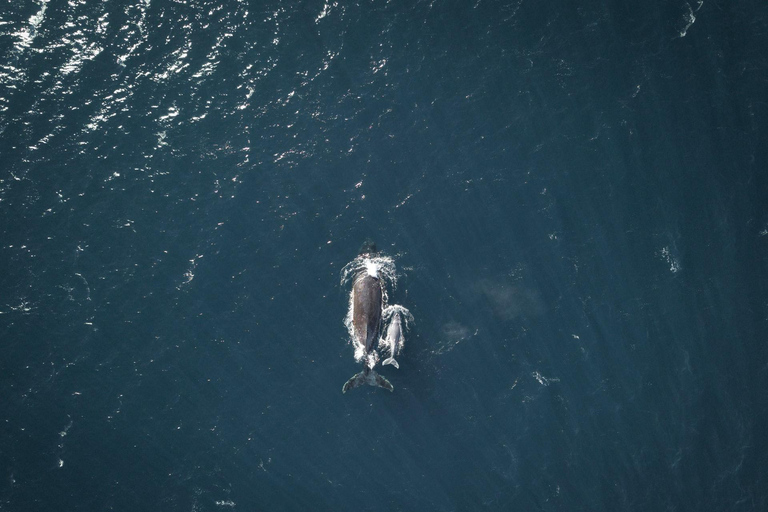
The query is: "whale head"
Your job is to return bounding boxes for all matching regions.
[358,239,378,256]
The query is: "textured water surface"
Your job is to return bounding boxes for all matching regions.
[1,1,767,510]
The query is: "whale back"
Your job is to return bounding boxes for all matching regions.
[352,275,383,353]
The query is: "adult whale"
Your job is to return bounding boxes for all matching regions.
[342,243,394,393]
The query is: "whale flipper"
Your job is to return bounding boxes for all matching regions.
[382,357,399,369]
[342,369,394,393]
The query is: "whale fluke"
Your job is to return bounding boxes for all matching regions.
[382,357,399,369]
[342,368,394,393]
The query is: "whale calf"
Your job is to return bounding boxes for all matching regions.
[382,310,403,369]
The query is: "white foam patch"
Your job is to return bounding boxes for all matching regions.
[659,246,681,273]
[532,371,560,386]
[365,259,378,278]
[12,0,49,53]
[340,254,398,290]
[382,304,413,324]
[678,1,703,38]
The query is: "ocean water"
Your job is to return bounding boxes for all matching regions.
[2,0,767,510]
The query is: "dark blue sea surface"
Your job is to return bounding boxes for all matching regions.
[2,0,767,510]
